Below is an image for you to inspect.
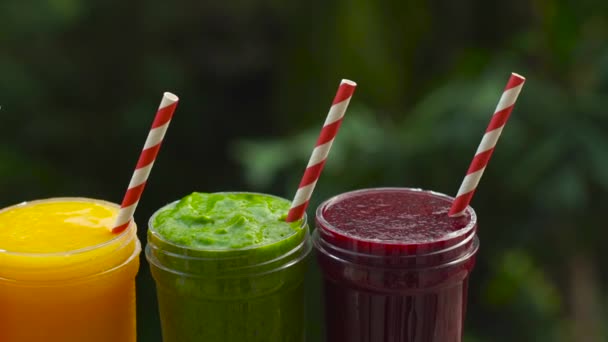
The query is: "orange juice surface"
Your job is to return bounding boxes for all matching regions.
[0,198,140,342]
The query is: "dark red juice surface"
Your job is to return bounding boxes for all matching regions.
[317,188,475,255]
[315,188,479,342]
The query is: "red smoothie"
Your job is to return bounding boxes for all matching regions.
[314,188,479,342]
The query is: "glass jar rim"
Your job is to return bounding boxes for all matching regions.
[0,240,141,286]
[146,235,311,279]
[315,225,477,260]
[314,228,479,271]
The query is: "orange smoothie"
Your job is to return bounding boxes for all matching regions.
[0,198,141,342]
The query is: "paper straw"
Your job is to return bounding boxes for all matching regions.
[449,73,526,216]
[285,79,357,222]
[112,92,179,233]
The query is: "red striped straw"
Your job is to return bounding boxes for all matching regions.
[285,79,357,222]
[112,92,179,233]
[449,73,526,216]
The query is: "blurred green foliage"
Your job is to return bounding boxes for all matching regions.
[1,0,608,341]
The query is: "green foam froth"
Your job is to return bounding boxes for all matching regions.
[153,192,301,249]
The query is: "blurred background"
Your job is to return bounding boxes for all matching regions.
[1,0,608,341]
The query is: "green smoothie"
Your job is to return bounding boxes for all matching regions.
[146,192,311,342]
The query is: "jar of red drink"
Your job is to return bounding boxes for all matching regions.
[313,187,479,342]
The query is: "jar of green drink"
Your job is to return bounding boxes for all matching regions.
[146,192,311,342]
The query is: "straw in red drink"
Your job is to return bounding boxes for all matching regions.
[112,92,179,233]
[449,73,525,216]
[285,79,357,222]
